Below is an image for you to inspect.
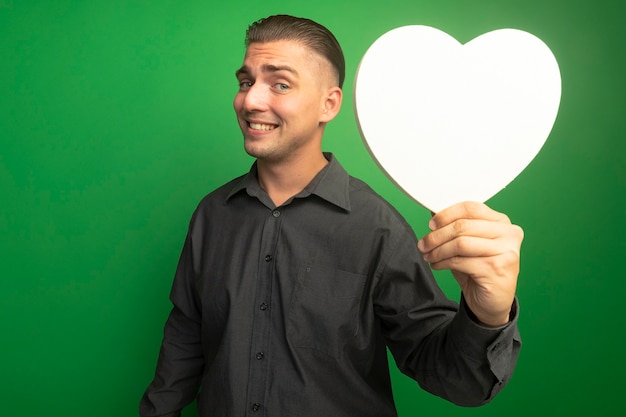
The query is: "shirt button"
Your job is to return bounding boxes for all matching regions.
[265,255,273,262]
[272,210,281,218]
[252,403,261,412]
[256,352,264,360]
[260,302,268,311]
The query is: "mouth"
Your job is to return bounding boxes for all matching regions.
[248,122,278,132]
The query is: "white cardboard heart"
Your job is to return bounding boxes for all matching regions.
[354,26,561,213]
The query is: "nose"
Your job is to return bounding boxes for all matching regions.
[239,83,268,113]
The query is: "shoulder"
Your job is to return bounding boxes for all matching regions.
[347,175,416,238]
[189,174,248,221]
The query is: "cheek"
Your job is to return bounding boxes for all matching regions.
[233,93,243,112]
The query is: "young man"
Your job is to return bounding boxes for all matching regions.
[140,15,523,417]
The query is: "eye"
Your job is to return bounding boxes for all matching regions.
[239,81,253,90]
[275,83,289,91]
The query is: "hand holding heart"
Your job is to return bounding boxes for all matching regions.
[354,25,560,325]
[417,201,523,327]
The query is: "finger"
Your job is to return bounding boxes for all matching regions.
[422,234,519,264]
[428,250,521,282]
[419,218,514,254]
[430,201,510,230]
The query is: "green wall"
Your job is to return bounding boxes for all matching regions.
[1,1,624,416]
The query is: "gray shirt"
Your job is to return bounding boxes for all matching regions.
[140,153,521,417]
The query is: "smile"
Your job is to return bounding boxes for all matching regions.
[249,122,277,131]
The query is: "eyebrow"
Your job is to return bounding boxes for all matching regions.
[235,64,299,78]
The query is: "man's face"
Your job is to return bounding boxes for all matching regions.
[233,40,337,163]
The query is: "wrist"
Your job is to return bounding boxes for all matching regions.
[462,296,512,328]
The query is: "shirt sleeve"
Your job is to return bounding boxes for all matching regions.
[374,227,521,407]
[139,230,204,417]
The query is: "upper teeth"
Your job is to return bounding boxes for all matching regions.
[250,123,276,131]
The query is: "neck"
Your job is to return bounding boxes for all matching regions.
[257,151,329,207]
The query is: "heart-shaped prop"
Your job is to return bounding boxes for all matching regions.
[354,26,561,213]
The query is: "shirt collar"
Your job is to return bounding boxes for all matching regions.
[225,152,351,212]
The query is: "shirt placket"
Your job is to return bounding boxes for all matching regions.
[246,207,283,416]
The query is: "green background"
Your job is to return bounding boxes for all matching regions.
[1,0,624,416]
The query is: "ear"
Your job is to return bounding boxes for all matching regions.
[320,86,343,123]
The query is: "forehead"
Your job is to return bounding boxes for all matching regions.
[238,40,326,75]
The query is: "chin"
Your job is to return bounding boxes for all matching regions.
[243,142,265,159]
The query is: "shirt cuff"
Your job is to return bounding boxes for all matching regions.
[450,296,521,382]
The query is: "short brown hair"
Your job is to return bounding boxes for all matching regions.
[244,15,346,88]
